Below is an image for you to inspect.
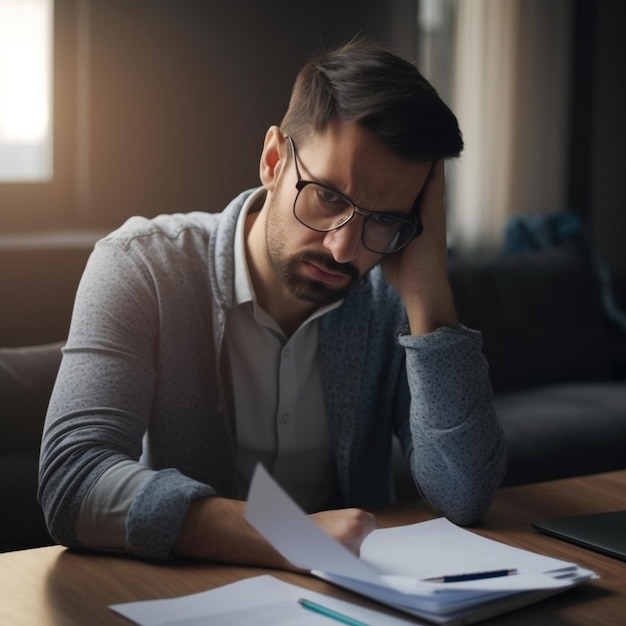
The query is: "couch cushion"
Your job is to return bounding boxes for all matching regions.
[0,342,63,550]
[496,381,626,486]
[0,342,63,454]
[449,242,613,392]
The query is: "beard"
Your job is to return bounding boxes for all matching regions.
[265,203,361,305]
[268,248,361,305]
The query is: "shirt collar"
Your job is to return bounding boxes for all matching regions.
[233,187,265,306]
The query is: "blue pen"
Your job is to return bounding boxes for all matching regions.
[298,598,372,626]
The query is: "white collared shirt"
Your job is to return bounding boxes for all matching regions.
[228,189,340,511]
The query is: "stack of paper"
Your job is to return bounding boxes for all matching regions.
[245,465,597,625]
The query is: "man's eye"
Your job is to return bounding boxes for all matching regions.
[317,188,341,204]
[370,213,398,226]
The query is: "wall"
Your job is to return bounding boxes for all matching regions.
[0,0,416,346]
[80,0,417,229]
[0,236,93,346]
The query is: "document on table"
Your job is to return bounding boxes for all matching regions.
[111,574,424,626]
[244,464,598,625]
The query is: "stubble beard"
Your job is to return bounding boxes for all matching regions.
[265,205,361,306]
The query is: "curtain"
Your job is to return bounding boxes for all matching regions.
[447,0,572,252]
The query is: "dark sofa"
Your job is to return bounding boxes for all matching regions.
[3,240,626,551]
[1,342,63,551]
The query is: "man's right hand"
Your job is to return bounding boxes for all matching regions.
[173,496,377,570]
[309,508,378,556]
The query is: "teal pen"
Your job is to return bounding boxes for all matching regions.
[298,598,373,626]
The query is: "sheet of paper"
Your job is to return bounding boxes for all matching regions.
[244,462,381,584]
[110,574,425,626]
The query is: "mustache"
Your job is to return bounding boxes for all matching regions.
[294,251,359,280]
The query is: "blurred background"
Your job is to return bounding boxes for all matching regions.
[1,0,624,346]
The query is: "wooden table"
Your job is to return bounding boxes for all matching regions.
[1,471,625,625]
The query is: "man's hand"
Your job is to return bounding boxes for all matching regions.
[309,508,378,556]
[381,160,458,335]
[173,496,377,570]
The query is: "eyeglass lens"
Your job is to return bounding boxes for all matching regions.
[294,182,416,254]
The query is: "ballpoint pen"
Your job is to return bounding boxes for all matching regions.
[423,568,518,583]
[298,598,372,626]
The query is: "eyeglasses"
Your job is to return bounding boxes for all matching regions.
[286,136,423,255]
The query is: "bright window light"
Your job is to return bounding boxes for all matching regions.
[0,0,53,182]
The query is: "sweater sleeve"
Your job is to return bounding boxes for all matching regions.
[397,326,507,524]
[38,234,214,560]
[75,461,214,560]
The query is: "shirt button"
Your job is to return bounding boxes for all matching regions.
[282,347,290,359]
[217,312,225,326]
[281,413,290,424]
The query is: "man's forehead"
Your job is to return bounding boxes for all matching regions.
[297,122,432,210]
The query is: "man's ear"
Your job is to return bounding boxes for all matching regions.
[259,126,286,191]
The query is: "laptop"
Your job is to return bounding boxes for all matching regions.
[533,510,626,562]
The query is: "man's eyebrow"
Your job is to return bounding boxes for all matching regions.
[297,155,415,217]
[300,168,358,204]
[315,178,350,198]
[296,157,345,196]
[328,180,418,217]
[315,180,411,217]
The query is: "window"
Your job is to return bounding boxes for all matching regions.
[0,0,53,182]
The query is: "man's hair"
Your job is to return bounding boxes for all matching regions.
[280,40,463,162]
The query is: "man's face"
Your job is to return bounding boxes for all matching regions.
[264,120,432,306]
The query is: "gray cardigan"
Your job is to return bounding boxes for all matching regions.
[39,189,506,560]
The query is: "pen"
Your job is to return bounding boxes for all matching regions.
[423,568,518,583]
[298,598,372,626]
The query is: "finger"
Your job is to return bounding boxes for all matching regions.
[420,160,445,210]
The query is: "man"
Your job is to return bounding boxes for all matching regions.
[39,40,506,567]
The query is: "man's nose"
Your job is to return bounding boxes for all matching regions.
[323,217,361,264]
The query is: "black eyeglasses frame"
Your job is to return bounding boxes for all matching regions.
[285,136,424,255]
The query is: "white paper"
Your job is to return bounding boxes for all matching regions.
[244,459,381,584]
[111,574,424,626]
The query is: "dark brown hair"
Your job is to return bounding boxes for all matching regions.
[280,40,463,162]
